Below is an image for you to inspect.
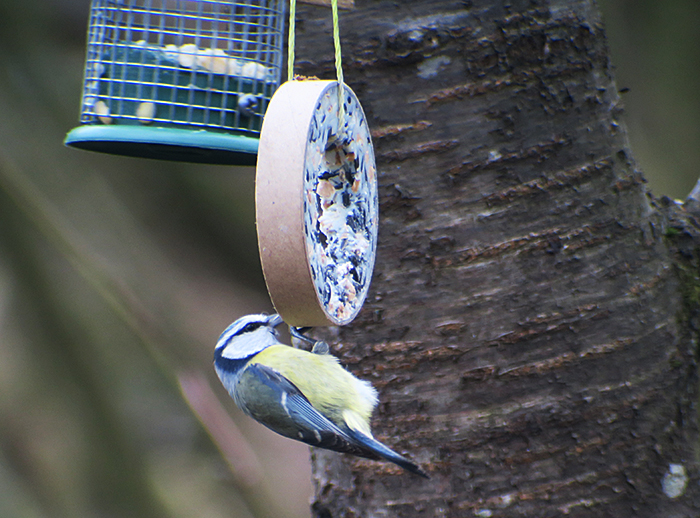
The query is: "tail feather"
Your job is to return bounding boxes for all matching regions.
[347,429,429,478]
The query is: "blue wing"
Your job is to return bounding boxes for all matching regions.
[236,363,382,459]
[236,363,428,477]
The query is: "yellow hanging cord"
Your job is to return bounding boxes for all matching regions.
[331,0,345,126]
[286,0,345,126]
[287,0,296,82]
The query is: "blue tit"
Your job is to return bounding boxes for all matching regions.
[214,313,428,478]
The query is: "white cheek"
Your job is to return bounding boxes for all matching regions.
[220,329,277,360]
[221,340,243,359]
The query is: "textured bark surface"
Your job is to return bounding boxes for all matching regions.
[293,0,700,516]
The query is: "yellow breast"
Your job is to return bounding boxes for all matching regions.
[251,344,377,427]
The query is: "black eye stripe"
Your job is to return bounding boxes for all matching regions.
[240,322,263,334]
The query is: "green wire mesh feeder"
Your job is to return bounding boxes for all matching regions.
[65,0,286,165]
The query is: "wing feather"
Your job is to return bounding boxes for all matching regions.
[237,363,381,459]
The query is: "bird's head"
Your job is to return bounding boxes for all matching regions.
[214,313,284,364]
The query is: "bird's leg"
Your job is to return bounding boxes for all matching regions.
[290,326,315,346]
[290,326,330,355]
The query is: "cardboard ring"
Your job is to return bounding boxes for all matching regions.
[256,80,378,327]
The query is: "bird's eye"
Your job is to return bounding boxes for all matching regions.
[240,322,263,334]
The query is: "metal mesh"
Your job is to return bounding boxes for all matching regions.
[79,0,285,134]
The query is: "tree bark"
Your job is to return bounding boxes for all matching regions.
[293,0,700,516]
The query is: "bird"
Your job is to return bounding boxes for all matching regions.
[213,313,428,478]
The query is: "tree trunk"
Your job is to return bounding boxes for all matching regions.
[293,0,700,516]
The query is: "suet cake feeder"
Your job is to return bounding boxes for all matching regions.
[256,80,378,327]
[65,0,286,165]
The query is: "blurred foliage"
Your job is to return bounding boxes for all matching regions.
[0,0,696,516]
[599,0,700,199]
[0,0,311,517]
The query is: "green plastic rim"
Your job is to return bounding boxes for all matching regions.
[64,125,259,165]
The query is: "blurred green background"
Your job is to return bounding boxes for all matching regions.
[599,0,700,199]
[0,0,697,517]
[0,1,312,517]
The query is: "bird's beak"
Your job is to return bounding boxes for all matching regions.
[268,314,284,327]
